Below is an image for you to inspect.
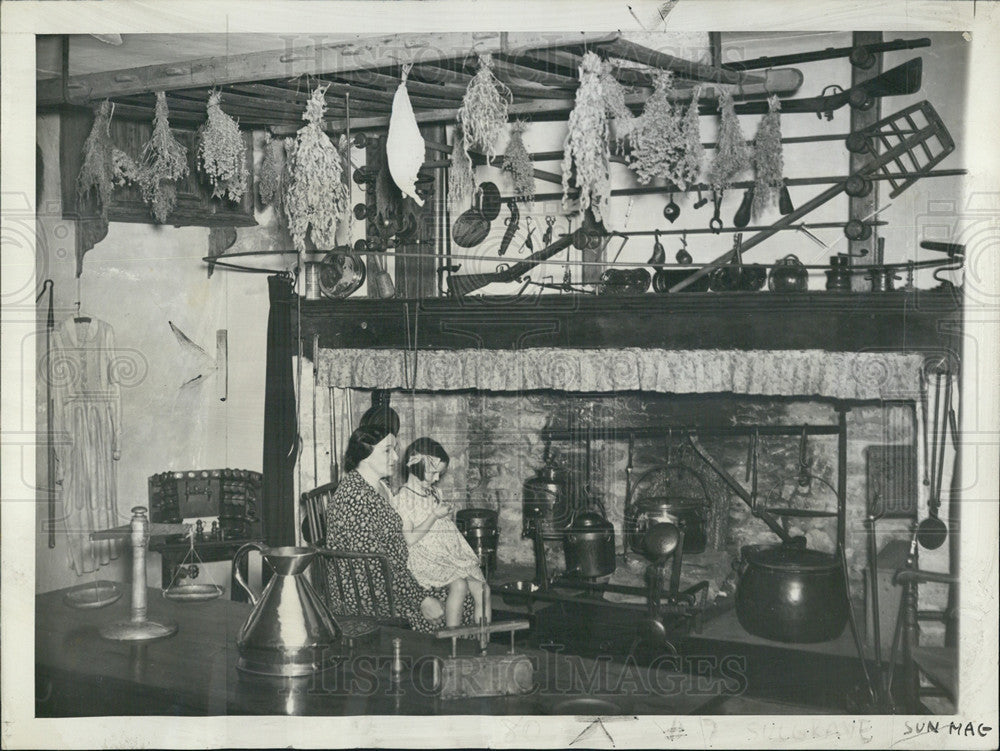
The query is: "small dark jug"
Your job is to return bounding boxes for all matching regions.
[768,254,809,292]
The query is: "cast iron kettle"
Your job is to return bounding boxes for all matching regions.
[768,254,809,292]
[735,542,848,644]
[562,510,616,578]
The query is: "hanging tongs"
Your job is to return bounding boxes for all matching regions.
[797,426,812,487]
[745,428,759,512]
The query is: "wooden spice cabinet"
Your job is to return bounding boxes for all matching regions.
[59,106,257,228]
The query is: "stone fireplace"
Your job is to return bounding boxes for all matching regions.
[294,347,925,604]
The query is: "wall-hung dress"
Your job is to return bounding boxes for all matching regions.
[51,317,122,574]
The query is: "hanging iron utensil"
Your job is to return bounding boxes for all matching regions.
[778,185,795,215]
[663,192,680,223]
[542,216,555,246]
[675,232,692,265]
[733,186,755,229]
[647,230,666,268]
[919,366,930,486]
[918,366,949,550]
[710,190,723,234]
[498,200,520,257]
[709,233,744,291]
[522,216,537,254]
[451,209,491,248]
[865,497,888,705]
[476,182,502,221]
[694,187,708,210]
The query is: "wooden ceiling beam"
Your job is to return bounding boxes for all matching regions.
[491,57,579,90]
[411,62,556,100]
[513,48,583,78]
[38,31,620,106]
[598,38,799,87]
[333,69,464,101]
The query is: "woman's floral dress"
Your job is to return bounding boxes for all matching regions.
[325,470,475,633]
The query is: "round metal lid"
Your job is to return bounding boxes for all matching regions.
[743,544,841,572]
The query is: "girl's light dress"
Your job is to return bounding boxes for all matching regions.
[392,485,485,588]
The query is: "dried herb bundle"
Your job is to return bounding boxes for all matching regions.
[111,147,139,187]
[627,72,685,185]
[751,95,784,219]
[502,120,534,202]
[257,132,283,209]
[457,54,512,163]
[600,70,639,150]
[562,52,611,223]
[671,86,705,190]
[137,92,189,223]
[77,100,118,219]
[284,85,349,251]
[448,126,475,211]
[197,91,247,202]
[707,89,750,192]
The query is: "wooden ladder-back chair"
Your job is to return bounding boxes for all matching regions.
[300,482,407,628]
[894,566,958,711]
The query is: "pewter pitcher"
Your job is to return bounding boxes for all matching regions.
[232,543,342,676]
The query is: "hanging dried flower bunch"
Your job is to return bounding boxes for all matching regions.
[135,92,189,223]
[562,52,611,223]
[283,85,349,251]
[751,95,785,219]
[257,132,283,209]
[448,125,475,211]
[627,71,685,185]
[707,89,750,192]
[671,86,705,190]
[599,69,639,152]
[502,120,534,202]
[112,147,140,187]
[457,54,512,163]
[197,91,248,202]
[76,100,117,219]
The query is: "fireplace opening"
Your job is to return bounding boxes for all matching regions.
[297,385,917,650]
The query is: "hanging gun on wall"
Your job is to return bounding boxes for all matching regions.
[722,37,931,72]
[727,58,923,119]
[447,231,577,297]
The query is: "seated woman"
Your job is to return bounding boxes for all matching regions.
[324,423,476,633]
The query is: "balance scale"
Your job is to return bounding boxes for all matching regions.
[90,506,195,641]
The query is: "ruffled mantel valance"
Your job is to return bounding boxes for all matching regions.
[315,348,926,401]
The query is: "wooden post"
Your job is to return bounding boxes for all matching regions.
[395,125,441,298]
[849,31,883,289]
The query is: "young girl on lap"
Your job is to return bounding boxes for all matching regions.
[393,438,491,627]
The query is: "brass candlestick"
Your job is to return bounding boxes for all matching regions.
[91,506,189,642]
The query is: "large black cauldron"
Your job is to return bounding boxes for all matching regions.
[736,544,848,644]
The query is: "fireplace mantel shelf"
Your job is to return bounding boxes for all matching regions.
[297,288,961,358]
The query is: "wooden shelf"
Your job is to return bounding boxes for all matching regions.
[295,288,962,357]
